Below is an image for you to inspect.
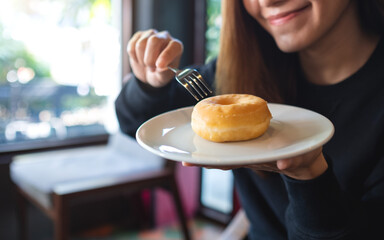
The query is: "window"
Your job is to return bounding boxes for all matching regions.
[201,168,234,214]
[0,0,122,147]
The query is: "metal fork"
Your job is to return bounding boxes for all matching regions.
[168,66,213,101]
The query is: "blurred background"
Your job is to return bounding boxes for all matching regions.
[0,0,239,239]
[1,0,121,144]
[0,0,221,145]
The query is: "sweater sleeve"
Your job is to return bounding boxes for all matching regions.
[282,155,384,240]
[115,76,174,137]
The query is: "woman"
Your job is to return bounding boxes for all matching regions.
[115,0,384,239]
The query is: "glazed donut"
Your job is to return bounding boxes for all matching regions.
[191,94,272,142]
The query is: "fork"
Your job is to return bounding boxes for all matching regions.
[168,66,213,101]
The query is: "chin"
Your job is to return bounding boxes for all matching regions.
[274,35,310,53]
[276,40,305,53]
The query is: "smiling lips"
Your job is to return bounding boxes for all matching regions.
[267,4,310,26]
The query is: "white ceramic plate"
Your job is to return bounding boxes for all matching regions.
[136,104,334,165]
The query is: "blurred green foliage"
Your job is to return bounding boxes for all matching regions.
[60,0,112,27]
[0,0,110,116]
[206,0,221,62]
[0,24,51,85]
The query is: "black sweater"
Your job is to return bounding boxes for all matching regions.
[115,38,384,239]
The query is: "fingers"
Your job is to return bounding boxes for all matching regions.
[276,158,293,170]
[183,147,326,180]
[182,162,235,171]
[276,147,323,171]
[276,148,327,180]
[156,39,183,70]
[182,162,195,167]
[127,29,183,71]
[127,29,156,64]
[143,31,169,70]
[136,29,159,67]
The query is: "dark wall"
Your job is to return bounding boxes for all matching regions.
[133,0,198,67]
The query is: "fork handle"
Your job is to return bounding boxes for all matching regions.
[167,66,178,73]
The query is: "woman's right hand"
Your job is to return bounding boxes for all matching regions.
[127,29,184,88]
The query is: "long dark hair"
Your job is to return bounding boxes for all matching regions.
[215,0,384,104]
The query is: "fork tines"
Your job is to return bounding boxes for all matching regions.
[169,66,213,101]
[181,70,212,101]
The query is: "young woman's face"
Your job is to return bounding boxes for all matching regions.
[243,0,353,52]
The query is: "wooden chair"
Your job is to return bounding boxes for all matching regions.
[10,132,190,240]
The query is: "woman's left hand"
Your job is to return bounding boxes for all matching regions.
[183,147,328,180]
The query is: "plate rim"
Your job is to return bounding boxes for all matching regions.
[136,103,335,165]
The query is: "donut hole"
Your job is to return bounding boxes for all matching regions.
[212,97,237,105]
